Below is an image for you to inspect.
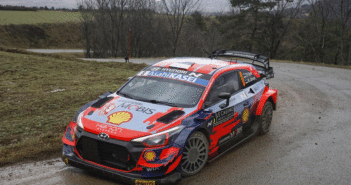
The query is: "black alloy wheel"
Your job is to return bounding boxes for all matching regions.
[181,131,209,176]
[258,101,273,135]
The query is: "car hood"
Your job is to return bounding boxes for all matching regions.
[80,95,194,141]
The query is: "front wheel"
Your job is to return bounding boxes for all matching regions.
[258,101,273,135]
[181,131,209,177]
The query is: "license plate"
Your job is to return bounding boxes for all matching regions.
[135,179,156,185]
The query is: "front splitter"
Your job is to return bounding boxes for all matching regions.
[62,154,182,185]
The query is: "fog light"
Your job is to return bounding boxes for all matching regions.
[144,151,156,162]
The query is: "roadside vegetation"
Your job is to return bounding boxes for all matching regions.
[0,0,350,66]
[0,10,81,25]
[0,22,83,49]
[78,0,351,66]
[0,49,147,166]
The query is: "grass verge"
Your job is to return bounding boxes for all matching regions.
[0,50,147,166]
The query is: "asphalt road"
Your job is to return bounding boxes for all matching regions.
[1,60,350,185]
[26,49,85,53]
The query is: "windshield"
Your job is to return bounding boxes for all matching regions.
[118,76,205,108]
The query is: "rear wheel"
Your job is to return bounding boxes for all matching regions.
[181,131,209,176]
[258,101,273,135]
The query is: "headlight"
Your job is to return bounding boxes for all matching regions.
[131,125,184,148]
[76,111,84,129]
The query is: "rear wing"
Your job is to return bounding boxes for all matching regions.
[209,50,274,79]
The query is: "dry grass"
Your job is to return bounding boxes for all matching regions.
[0,50,147,166]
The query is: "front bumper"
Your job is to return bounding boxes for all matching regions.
[62,122,182,185]
[62,153,181,185]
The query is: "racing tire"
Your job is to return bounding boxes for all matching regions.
[181,131,209,177]
[258,101,273,135]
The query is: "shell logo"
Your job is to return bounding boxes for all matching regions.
[144,151,156,162]
[107,111,133,125]
[242,108,249,123]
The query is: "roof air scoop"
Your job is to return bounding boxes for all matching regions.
[169,62,194,70]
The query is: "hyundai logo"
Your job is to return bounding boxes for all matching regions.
[151,67,161,71]
[98,133,109,140]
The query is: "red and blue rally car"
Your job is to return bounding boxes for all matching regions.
[62,50,277,184]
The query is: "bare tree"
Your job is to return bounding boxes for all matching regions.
[330,0,351,65]
[79,0,94,58]
[230,0,278,52]
[128,0,157,57]
[303,0,333,63]
[161,0,200,56]
[259,0,303,59]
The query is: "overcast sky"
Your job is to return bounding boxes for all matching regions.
[0,0,232,12]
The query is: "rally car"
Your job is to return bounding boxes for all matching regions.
[62,50,277,184]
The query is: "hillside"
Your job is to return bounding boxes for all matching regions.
[0,10,83,49]
[0,10,81,25]
[0,22,83,49]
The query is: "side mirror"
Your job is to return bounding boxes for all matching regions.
[218,92,231,109]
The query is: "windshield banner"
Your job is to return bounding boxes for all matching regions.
[137,71,209,86]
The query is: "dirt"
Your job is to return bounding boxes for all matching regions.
[1,61,350,185]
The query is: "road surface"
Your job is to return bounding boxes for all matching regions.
[26,49,85,53]
[1,59,350,185]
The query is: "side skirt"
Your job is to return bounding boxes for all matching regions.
[208,120,259,163]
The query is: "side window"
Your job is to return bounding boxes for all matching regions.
[205,71,240,107]
[241,70,257,87]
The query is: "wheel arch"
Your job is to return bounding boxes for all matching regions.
[255,87,278,116]
[268,96,276,111]
[196,128,211,144]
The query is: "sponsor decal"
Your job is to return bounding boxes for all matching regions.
[219,135,232,144]
[116,102,155,114]
[188,72,203,78]
[144,151,156,162]
[242,108,249,123]
[138,71,209,86]
[240,92,248,99]
[208,119,213,127]
[214,106,235,126]
[219,126,243,144]
[144,167,160,172]
[99,103,116,115]
[96,123,122,134]
[135,180,155,185]
[239,71,246,87]
[150,66,204,77]
[230,126,242,137]
[139,71,197,82]
[107,111,133,125]
[243,71,257,84]
[151,67,161,71]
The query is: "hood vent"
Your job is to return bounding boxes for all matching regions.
[91,97,114,108]
[157,110,185,124]
[146,124,155,130]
